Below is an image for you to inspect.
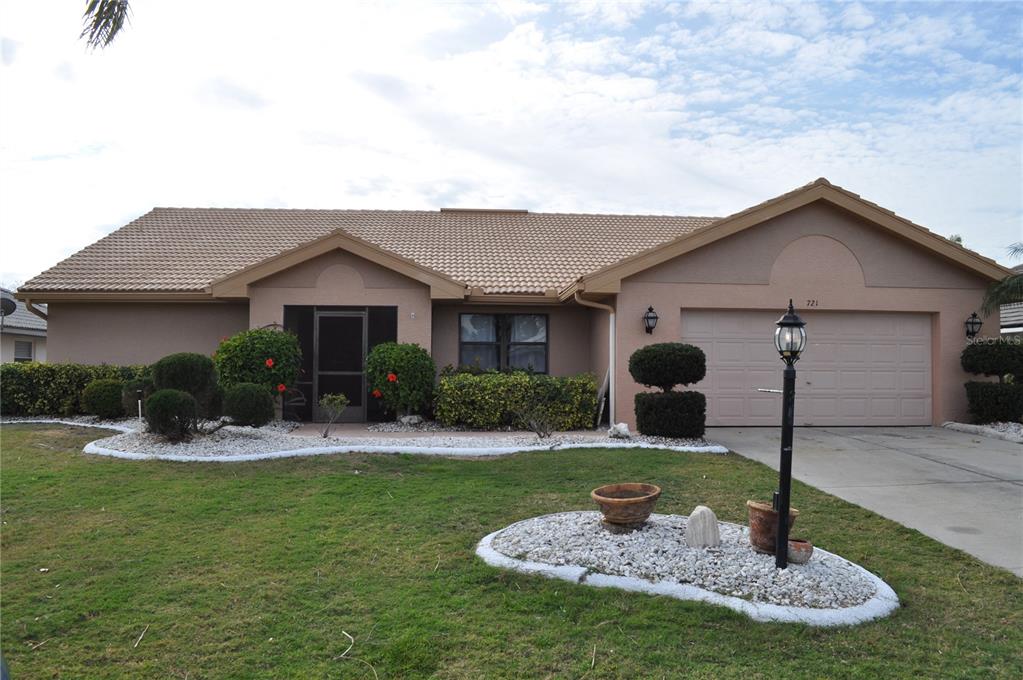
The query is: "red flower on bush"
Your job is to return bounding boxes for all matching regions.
[372,389,383,398]
[265,358,274,368]
[276,383,286,393]
[387,372,398,383]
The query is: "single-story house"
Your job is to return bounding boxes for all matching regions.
[16,179,1010,427]
[1,287,47,363]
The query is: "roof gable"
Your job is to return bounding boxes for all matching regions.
[575,178,1012,295]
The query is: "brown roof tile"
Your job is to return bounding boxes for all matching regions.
[21,208,717,295]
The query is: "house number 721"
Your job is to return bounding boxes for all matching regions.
[805,299,819,307]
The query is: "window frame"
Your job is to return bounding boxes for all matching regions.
[458,313,549,373]
[13,339,33,363]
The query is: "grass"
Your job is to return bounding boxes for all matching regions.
[1,424,1020,679]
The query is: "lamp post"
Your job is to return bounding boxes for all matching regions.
[773,300,807,569]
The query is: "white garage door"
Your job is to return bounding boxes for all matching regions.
[681,310,932,427]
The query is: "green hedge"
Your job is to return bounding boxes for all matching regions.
[435,372,598,430]
[81,379,125,419]
[145,389,198,441]
[961,341,1023,381]
[635,391,706,438]
[964,382,1023,424]
[224,383,275,427]
[628,343,706,391]
[152,353,221,418]
[366,342,435,416]
[1,362,147,416]
[214,328,301,391]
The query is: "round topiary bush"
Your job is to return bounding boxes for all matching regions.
[628,343,706,391]
[145,389,198,441]
[214,328,301,393]
[961,341,1023,381]
[81,379,125,419]
[634,391,706,438]
[121,378,154,416]
[224,382,275,427]
[151,352,219,418]
[366,342,436,416]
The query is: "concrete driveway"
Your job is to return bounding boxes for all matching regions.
[711,427,1023,577]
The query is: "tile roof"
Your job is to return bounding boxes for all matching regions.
[1,288,46,332]
[21,209,717,295]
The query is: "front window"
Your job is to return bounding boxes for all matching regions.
[13,340,33,362]
[459,313,548,372]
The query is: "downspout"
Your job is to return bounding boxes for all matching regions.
[24,299,48,321]
[574,291,615,425]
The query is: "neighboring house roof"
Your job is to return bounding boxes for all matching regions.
[1,287,46,333]
[17,178,1012,300]
[19,208,715,295]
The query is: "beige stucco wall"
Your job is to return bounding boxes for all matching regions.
[614,201,996,428]
[248,249,432,350]
[1,333,46,363]
[431,303,593,376]
[46,302,249,365]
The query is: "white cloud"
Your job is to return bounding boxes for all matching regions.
[0,0,1019,288]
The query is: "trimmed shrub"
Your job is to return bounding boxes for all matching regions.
[81,379,125,419]
[224,383,275,427]
[214,328,301,391]
[145,389,198,441]
[635,391,706,438]
[0,362,147,416]
[151,353,219,418]
[964,382,1023,424]
[961,341,1023,381]
[121,378,155,417]
[435,372,597,430]
[366,342,436,416]
[628,343,706,392]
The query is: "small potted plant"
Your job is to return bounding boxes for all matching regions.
[591,483,661,529]
[746,500,799,554]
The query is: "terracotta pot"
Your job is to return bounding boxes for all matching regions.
[787,538,814,565]
[591,483,661,527]
[746,500,799,554]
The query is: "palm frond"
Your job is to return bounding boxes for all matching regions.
[981,273,1023,316]
[80,0,130,49]
[1008,242,1023,260]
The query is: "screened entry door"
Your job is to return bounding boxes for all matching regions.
[314,312,366,422]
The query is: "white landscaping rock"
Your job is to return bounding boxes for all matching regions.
[480,511,900,626]
[399,415,424,426]
[608,423,631,439]
[943,421,1023,444]
[684,505,720,548]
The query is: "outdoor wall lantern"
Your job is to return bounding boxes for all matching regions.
[643,306,659,334]
[964,312,982,339]
[772,299,807,569]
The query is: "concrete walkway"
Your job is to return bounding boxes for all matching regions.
[711,427,1023,577]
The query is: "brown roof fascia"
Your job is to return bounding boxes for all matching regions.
[575,178,1012,294]
[207,228,468,300]
[14,290,216,303]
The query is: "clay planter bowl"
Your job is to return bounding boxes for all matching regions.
[746,500,799,554]
[591,483,661,527]
[787,538,814,565]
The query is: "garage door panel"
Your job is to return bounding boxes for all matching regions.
[682,310,932,426]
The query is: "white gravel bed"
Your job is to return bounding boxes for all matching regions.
[480,511,899,626]
[5,419,727,461]
[2,416,138,433]
[943,421,1023,444]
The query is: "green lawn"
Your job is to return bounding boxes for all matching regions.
[1,424,1020,679]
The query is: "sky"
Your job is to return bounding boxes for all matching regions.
[0,0,1020,287]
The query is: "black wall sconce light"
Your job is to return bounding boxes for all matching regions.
[964,312,982,339]
[643,306,659,334]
